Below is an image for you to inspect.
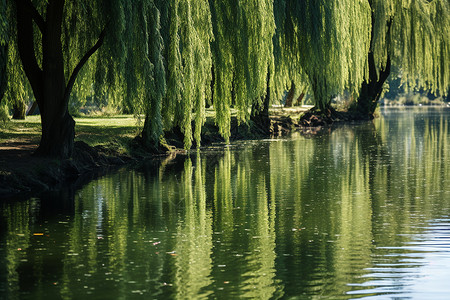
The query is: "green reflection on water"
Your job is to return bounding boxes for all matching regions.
[1,107,450,299]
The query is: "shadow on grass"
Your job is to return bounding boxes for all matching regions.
[74,116,141,151]
[1,115,141,150]
[0,117,42,144]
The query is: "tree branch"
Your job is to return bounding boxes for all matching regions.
[15,0,44,105]
[379,17,393,85]
[22,0,45,32]
[63,27,107,105]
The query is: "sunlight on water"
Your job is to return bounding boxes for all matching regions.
[1,107,450,299]
[347,219,450,299]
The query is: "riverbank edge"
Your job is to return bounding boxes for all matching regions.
[0,111,358,200]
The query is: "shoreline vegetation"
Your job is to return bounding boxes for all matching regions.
[1,106,307,199]
[2,104,449,199]
[1,1,448,200]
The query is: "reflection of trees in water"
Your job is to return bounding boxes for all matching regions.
[1,200,33,298]
[269,126,376,295]
[374,110,450,236]
[1,110,449,298]
[209,147,283,299]
[173,158,213,299]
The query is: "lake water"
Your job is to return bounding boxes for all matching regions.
[1,107,450,299]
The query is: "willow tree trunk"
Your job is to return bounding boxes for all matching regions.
[356,52,390,117]
[16,0,105,158]
[12,100,26,119]
[285,81,295,107]
[38,1,76,157]
[16,0,74,157]
[251,70,271,131]
[355,9,392,117]
[297,92,305,106]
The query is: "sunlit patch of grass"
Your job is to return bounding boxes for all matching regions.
[0,115,142,153]
[74,115,142,154]
[0,116,42,144]
[1,106,308,151]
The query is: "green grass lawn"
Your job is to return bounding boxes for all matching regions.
[1,106,309,152]
[0,115,42,145]
[74,115,142,153]
[1,115,142,153]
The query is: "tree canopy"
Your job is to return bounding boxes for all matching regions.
[0,0,449,157]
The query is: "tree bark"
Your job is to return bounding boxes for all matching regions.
[12,99,26,119]
[296,92,305,106]
[251,69,271,131]
[356,52,391,117]
[15,0,105,158]
[35,0,75,157]
[285,80,295,107]
[27,101,39,115]
[309,74,331,112]
[207,64,214,108]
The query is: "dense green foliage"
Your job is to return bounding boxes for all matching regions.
[160,0,213,148]
[210,0,275,141]
[0,0,449,154]
[0,0,7,120]
[283,0,372,110]
[392,0,450,96]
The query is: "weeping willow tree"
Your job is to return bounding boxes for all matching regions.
[0,0,8,118]
[210,0,275,141]
[2,5,32,121]
[0,0,130,157]
[0,1,31,121]
[3,0,448,158]
[272,0,309,108]
[144,0,214,150]
[282,0,448,117]
[285,0,372,112]
[354,0,450,116]
[167,0,213,149]
[352,0,394,116]
[3,0,214,155]
[2,0,170,156]
[122,1,165,150]
[391,0,449,104]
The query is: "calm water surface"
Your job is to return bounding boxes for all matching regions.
[1,107,450,299]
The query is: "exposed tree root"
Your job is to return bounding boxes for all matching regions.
[299,107,374,128]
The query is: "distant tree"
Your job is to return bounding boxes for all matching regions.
[282,0,449,116]
[0,0,8,118]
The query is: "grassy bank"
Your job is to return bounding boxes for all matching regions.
[0,106,310,198]
[1,106,310,150]
[1,115,141,153]
[0,115,142,198]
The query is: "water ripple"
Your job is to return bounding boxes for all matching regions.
[347,219,450,299]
